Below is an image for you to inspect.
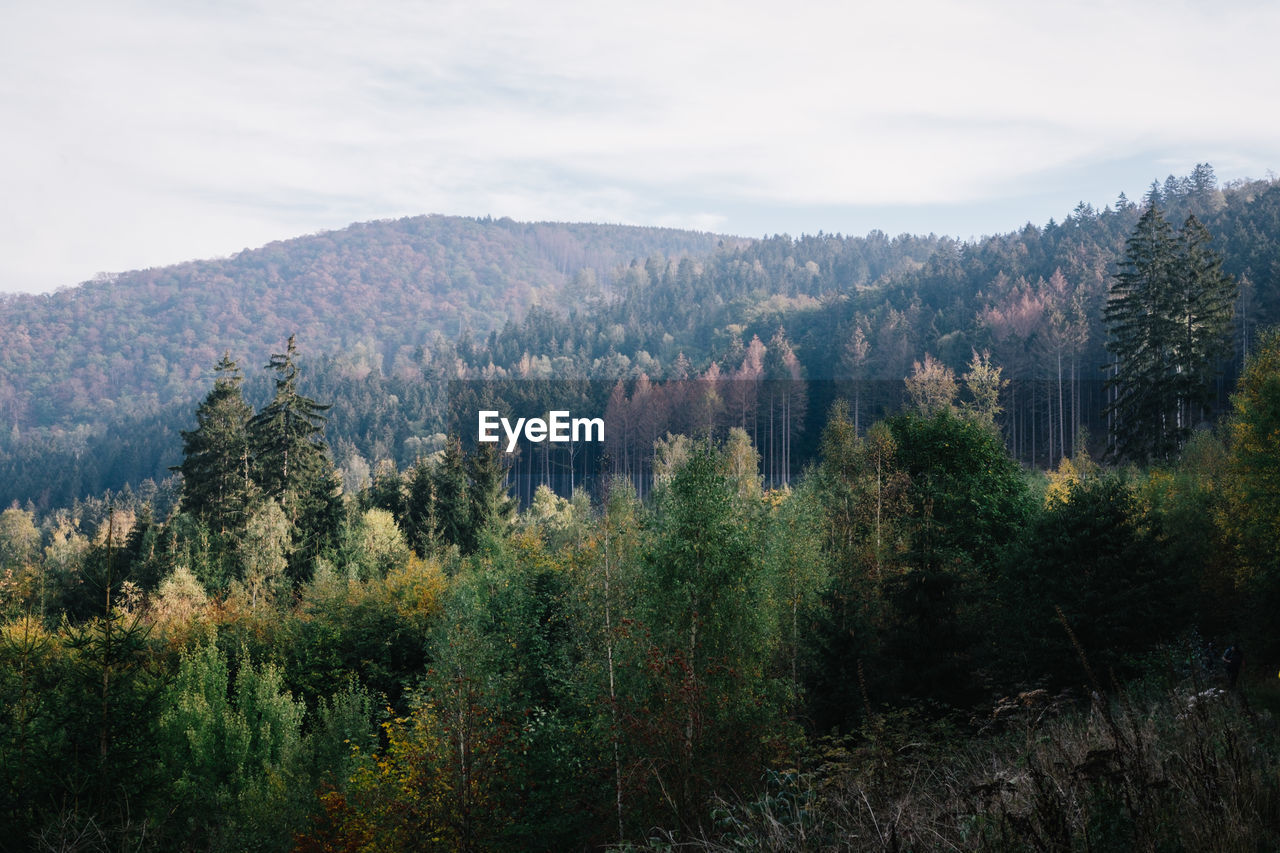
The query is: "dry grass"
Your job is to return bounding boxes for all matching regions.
[643,680,1280,852]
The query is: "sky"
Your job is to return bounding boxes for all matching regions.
[1,0,1277,294]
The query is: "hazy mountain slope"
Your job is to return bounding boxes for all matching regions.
[0,216,729,434]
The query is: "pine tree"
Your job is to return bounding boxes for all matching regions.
[1104,203,1183,462]
[1187,162,1223,214]
[1104,204,1236,461]
[403,458,438,556]
[466,442,515,549]
[175,354,254,535]
[1171,215,1237,428]
[430,435,470,552]
[247,336,333,524]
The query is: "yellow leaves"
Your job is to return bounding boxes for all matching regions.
[1044,449,1099,509]
[0,614,58,661]
[761,487,790,510]
[380,555,447,622]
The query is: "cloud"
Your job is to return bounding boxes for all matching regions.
[1,0,1277,292]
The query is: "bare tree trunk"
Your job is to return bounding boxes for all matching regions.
[603,519,624,842]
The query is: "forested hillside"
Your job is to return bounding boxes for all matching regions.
[0,216,730,434]
[7,166,1280,510]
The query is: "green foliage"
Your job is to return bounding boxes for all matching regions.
[0,507,40,569]
[159,642,308,851]
[176,354,254,536]
[235,498,291,610]
[348,507,412,579]
[466,442,516,550]
[1140,433,1235,636]
[644,441,772,688]
[762,479,827,705]
[13,169,1280,512]
[806,402,910,729]
[8,169,1280,849]
[1223,327,1280,656]
[0,618,65,846]
[894,408,1032,563]
[403,456,438,555]
[248,336,338,579]
[56,601,167,845]
[997,474,1185,685]
[637,439,784,829]
[1105,204,1237,462]
[286,554,444,710]
[362,458,407,518]
[884,408,1031,706]
[431,435,470,552]
[0,508,43,617]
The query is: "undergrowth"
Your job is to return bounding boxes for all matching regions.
[639,676,1280,852]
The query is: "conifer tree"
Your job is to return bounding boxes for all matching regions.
[1172,215,1237,429]
[176,354,253,535]
[1104,204,1236,461]
[403,457,438,556]
[466,442,516,549]
[247,336,333,524]
[430,435,470,552]
[1105,203,1180,461]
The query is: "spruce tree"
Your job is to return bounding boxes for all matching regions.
[1104,205,1236,461]
[1172,215,1237,428]
[430,435,470,551]
[403,458,438,556]
[247,336,338,582]
[176,354,254,535]
[1105,202,1180,461]
[466,442,515,548]
[247,336,332,523]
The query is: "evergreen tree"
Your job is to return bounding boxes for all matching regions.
[362,459,406,519]
[292,470,345,578]
[1104,205,1236,461]
[1105,203,1181,462]
[466,442,516,548]
[176,354,254,535]
[57,523,166,843]
[403,457,438,556]
[1187,162,1223,214]
[430,435,470,552]
[1171,215,1237,428]
[247,336,334,526]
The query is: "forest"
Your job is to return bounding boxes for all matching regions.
[7,166,1280,510]
[2,165,1280,850]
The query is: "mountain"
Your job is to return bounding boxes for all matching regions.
[0,216,731,435]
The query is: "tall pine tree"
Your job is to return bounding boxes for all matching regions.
[247,335,332,518]
[175,354,254,535]
[1172,215,1237,429]
[247,336,340,579]
[1104,203,1235,462]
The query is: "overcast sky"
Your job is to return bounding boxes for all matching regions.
[1,0,1276,294]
